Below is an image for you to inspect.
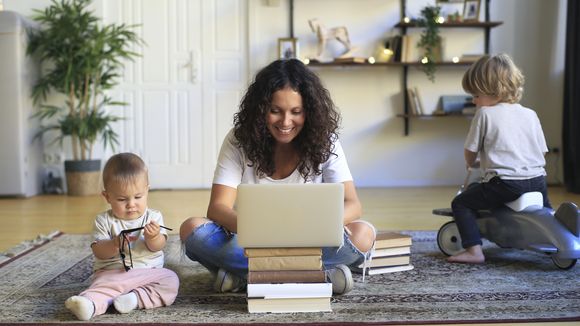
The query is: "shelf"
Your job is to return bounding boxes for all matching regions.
[396,114,474,119]
[395,21,503,28]
[307,61,476,67]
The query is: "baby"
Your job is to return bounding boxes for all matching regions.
[65,153,179,320]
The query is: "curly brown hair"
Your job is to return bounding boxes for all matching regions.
[233,59,341,180]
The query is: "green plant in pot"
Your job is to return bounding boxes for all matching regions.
[416,5,442,82]
[27,0,141,195]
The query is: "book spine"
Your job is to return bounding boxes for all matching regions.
[247,282,332,299]
[248,270,326,284]
[248,255,322,271]
[244,247,322,258]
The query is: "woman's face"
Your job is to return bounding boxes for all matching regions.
[266,87,305,144]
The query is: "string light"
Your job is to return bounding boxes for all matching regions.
[403,17,410,23]
[421,57,429,64]
[303,58,310,65]
[368,56,376,64]
[436,16,445,24]
[452,56,460,63]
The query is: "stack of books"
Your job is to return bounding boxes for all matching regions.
[245,247,332,313]
[356,231,413,276]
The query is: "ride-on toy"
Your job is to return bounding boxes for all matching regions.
[433,171,580,269]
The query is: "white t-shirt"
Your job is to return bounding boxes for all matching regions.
[213,129,353,187]
[464,102,548,182]
[92,208,167,271]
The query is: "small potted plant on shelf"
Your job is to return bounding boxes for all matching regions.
[416,5,442,82]
[27,0,141,195]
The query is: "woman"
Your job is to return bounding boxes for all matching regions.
[180,59,376,294]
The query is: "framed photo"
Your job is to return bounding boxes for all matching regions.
[278,37,299,59]
[463,0,481,21]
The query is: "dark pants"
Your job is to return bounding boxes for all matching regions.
[451,175,551,248]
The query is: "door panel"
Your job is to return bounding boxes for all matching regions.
[103,0,247,189]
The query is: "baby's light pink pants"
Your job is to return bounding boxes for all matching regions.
[80,267,179,316]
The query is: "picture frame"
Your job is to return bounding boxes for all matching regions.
[463,0,481,21]
[278,37,299,59]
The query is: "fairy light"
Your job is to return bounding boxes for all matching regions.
[403,16,411,23]
[303,58,310,65]
[368,56,376,64]
[421,56,429,64]
[436,16,445,24]
[452,56,460,63]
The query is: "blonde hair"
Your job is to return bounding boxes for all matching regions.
[102,153,148,190]
[462,53,524,103]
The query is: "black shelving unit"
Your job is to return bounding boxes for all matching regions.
[397,0,502,135]
[289,0,502,136]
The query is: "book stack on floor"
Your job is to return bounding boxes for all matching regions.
[356,231,413,276]
[245,247,332,313]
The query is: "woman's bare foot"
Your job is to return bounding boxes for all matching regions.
[447,245,485,264]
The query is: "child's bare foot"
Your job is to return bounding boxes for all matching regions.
[447,245,485,264]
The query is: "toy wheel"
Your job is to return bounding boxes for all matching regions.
[551,256,577,270]
[437,221,463,256]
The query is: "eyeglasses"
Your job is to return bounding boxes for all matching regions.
[119,225,172,272]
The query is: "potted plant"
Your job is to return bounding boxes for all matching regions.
[27,0,141,195]
[416,5,442,82]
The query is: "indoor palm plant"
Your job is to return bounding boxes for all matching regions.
[27,0,141,195]
[416,5,442,82]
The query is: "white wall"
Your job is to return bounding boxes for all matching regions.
[5,0,566,188]
[250,0,566,187]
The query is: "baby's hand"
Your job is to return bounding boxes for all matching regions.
[143,221,161,240]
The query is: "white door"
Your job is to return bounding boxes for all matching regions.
[103,0,247,189]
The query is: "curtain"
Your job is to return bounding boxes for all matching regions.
[563,0,580,193]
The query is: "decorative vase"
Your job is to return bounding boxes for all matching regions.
[64,159,101,196]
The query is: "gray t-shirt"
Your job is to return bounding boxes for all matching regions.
[464,102,548,182]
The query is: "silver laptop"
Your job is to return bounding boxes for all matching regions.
[236,183,344,248]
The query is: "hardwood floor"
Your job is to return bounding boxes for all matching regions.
[0,186,578,326]
[1,186,579,252]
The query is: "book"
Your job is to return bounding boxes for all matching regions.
[413,87,425,115]
[357,254,410,268]
[406,89,418,115]
[437,95,474,114]
[248,255,322,271]
[247,297,331,313]
[244,247,322,258]
[400,35,411,62]
[247,282,332,299]
[375,232,412,249]
[334,57,366,63]
[372,246,411,257]
[363,264,414,276]
[248,270,326,284]
[460,54,484,62]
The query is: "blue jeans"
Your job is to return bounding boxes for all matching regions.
[183,221,366,278]
[451,175,551,248]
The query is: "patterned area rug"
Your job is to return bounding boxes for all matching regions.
[0,231,578,325]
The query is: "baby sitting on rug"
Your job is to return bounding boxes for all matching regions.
[65,153,179,321]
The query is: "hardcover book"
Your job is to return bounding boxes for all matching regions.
[244,247,322,258]
[358,254,410,268]
[248,255,322,271]
[356,264,414,275]
[248,270,326,284]
[372,246,411,257]
[247,297,331,313]
[375,232,412,249]
[247,282,332,299]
